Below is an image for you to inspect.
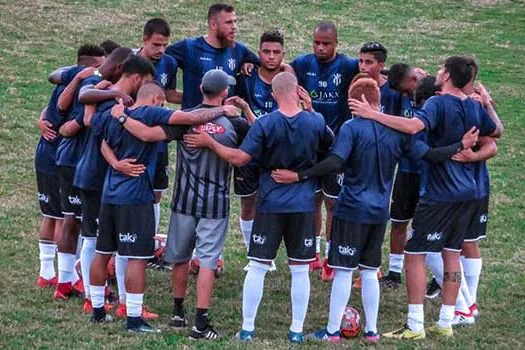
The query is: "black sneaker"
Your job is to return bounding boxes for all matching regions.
[189,325,219,340]
[425,277,441,299]
[168,314,188,330]
[127,317,161,334]
[379,271,402,288]
[91,308,113,324]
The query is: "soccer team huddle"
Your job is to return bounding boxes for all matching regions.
[34,2,503,344]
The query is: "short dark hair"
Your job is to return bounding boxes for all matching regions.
[314,21,338,37]
[208,3,234,23]
[360,41,388,63]
[465,56,479,81]
[415,75,440,107]
[99,40,120,56]
[105,47,133,65]
[260,30,284,47]
[444,56,474,89]
[122,54,156,77]
[77,44,105,59]
[143,18,171,38]
[388,63,411,92]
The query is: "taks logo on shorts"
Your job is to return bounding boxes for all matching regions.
[427,232,443,241]
[38,192,50,203]
[68,195,81,206]
[193,123,225,134]
[252,234,266,245]
[119,232,138,243]
[338,245,356,256]
[480,214,488,224]
[304,238,313,247]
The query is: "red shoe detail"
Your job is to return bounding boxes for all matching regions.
[73,279,85,294]
[54,282,73,300]
[455,310,473,317]
[83,299,93,313]
[321,259,334,281]
[309,253,322,272]
[115,304,126,318]
[470,303,479,316]
[114,303,158,320]
[37,276,57,288]
[214,258,224,278]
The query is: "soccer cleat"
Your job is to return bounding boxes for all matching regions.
[288,331,304,344]
[321,259,334,281]
[37,276,57,288]
[379,271,402,288]
[427,324,453,337]
[425,278,441,299]
[168,314,188,330]
[189,325,219,340]
[83,299,113,314]
[363,331,381,343]
[307,328,340,343]
[127,318,161,333]
[451,311,475,326]
[189,258,200,275]
[53,282,75,300]
[214,258,224,278]
[309,253,322,272]
[91,308,113,324]
[383,324,426,340]
[115,304,159,320]
[470,303,479,317]
[237,329,255,341]
[72,279,85,295]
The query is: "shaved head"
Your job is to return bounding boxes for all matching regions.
[272,72,298,97]
[137,81,166,101]
[314,21,337,38]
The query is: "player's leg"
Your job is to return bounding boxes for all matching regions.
[238,213,281,341]
[152,151,169,234]
[164,212,196,331]
[313,191,323,272]
[320,173,343,280]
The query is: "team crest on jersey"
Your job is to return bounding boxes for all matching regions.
[193,123,225,134]
[228,58,236,71]
[160,73,168,87]
[333,73,342,87]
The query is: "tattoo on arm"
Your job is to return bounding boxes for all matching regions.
[443,272,462,283]
[189,107,225,124]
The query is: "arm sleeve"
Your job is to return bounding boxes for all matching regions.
[165,40,186,69]
[239,120,264,159]
[318,124,335,155]
[422,141,464,163]
[298,155,345,180]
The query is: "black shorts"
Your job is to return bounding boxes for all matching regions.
[390,172,421,222]
[248,212,316,262]
[316,172,344,199]
[80,189,102,238]
[96,202,155,259]
[405,200,475,254]
[233,165,258,197]
[36,171,63,219]
[153,151,169,192]
[58,166,82,218]
[464,196,489,242]
[328,217,387,270]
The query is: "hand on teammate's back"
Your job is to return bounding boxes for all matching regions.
[38,119,57,141]
[271,169,299,184]
[184,130,214,149]
[241,62,255,76]
[225,96,249,111]
[117,92,134,107]
[114,158,146,177]
[461,126,479,150]
[452,148,477,163]
[222,104,241,117]
[110,99,125,118]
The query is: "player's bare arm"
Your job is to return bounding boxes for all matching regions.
[477,83,503,137]
[452,136,498,163]
[48,65,75,85]
[168,104,239,125]
[100,140,146,177]
[57,67,95,112]
[165,89,183,104]
[79,86,134,106]
[183,130,251,167]
[58,119,82,137]
[224,96,256,125]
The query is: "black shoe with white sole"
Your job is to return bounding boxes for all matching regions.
[189,325,219,340]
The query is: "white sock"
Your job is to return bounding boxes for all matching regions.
[242,261,270,331]
[239,219,253,250]
[327,269,353,334]
[115,254,128,304]
[315,236,321,254]
[325,241,331,259]
[457,264,473,313]
[407,304,424,332]
[39,241,57,279]
[126,293,143,317]
[437,304,455,329]
[462,257,482,305]
[388,253,404,274]
[76,236,83,259]
[153,202,161,234]
[289,264,310,333]
[91,285,105,308]
[57,252,76,283]
[425,253,444,284]
[361,269,380,333]
[80,238,96,299]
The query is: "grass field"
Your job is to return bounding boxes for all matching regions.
[1,0,524,348]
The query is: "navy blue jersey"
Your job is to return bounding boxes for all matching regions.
[166,37,259,109]
[380,82,404,116]
[102,106,173,205]
[55,75,102,167]
[153,53,178,90]
[73,99,116,191]
[240,110,333,214]
[475,161,490,199]
[398,97,426,174]
[332,118,426,224]
[35,65,84,175]
[416,94,496,203]
[235,67,277,117]
[291,53,359,134]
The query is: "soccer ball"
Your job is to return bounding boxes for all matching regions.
[340,306,361,338]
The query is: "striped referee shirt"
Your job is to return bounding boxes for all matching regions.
[162,104,240,219]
